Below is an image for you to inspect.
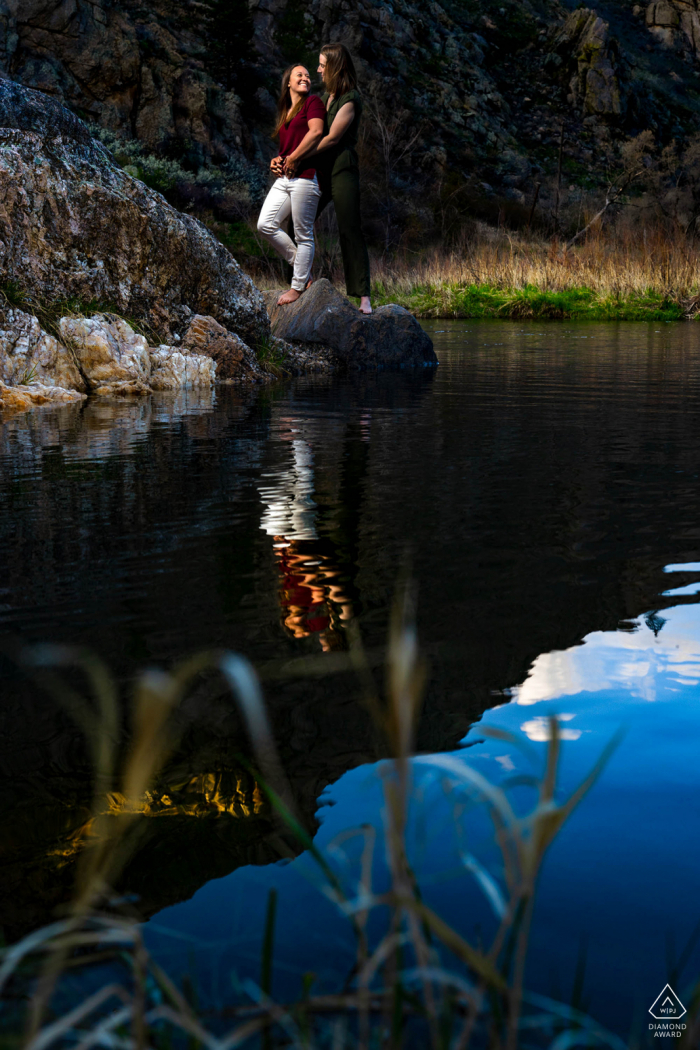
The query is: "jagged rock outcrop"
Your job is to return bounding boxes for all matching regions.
[548,9,625,118]
[182,314,251,380]
[149,347,217,390]
[0,78,268,346]
[59,314,219,395]
[264,280,437,370]
[59,315,153,395]
[0,309,85,391]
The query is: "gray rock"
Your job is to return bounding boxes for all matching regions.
[0,79,269,347]
[263,281,437,370]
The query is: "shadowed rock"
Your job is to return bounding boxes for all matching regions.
[548,9,625,118]
[182,314,256,380]
[263,280,437,370]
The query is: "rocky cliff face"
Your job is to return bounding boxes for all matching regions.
[1,1,697,242]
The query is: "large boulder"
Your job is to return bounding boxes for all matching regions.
[263,280,437,370]
[0,78,268,346]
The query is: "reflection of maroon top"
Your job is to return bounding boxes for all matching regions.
[277,94,326,179]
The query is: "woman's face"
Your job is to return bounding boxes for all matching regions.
[289,66,311,94]
[317,54,327,83]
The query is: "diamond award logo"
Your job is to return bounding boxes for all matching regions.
[649,984,686,1021]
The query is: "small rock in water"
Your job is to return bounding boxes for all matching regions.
[0,380,86,415]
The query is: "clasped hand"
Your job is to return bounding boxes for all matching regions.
[270,156,299,178]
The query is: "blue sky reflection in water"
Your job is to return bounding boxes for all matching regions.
[146,579,700,1040]
[4,320,700,1039]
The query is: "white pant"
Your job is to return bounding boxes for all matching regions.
[257,175,321,291]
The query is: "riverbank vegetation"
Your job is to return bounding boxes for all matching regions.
[366,226,700,321]
[249,223,700,322]
[0,599,688,1048]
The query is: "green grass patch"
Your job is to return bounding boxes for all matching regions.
[371,281,688,321]
[255,334,290,378]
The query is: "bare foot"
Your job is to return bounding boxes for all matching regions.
[360,296,373,314]
[306,276,314,290]
[277,288,301,305]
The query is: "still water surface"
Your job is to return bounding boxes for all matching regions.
[2,320,700,1038]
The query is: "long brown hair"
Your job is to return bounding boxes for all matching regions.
[320,43,357,98]
[274,63,309,136]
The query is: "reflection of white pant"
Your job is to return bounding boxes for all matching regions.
[257,175,321,291]
[259,439,317,541]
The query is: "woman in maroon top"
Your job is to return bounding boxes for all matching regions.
[257,65,325,305]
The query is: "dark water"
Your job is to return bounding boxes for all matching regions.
[2,320,700,1038]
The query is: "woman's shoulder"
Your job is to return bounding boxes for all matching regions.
[337,88,362,106]
[304,93,326,118]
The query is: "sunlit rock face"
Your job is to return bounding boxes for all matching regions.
[0,79,269,347]
[0,309,85,392]
[59,314,153,395]
[57,314,220,395]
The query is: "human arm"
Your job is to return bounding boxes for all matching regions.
[313,102,356,155]
[282,117,324,176]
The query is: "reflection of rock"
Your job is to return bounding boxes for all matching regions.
[549,9,625,118]
[263,280,437,371]
[0,309,85,392]
[0,79,268,346]
[0,380,86,413]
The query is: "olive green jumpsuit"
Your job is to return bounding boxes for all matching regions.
[316,89,371,299]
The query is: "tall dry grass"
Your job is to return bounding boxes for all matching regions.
[370,224,700,308]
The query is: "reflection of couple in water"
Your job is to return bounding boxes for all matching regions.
[259,434,355,651]
[256,44,372,315]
